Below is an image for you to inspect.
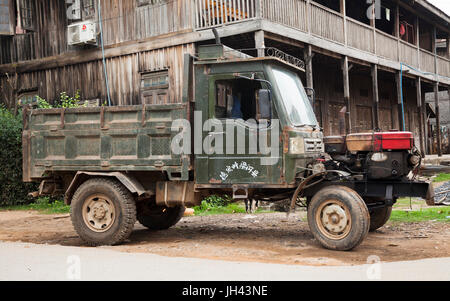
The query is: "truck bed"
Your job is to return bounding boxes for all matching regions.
[22,104,190,181]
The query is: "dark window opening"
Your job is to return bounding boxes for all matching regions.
[360,89,369,98]
[436,29,449,58]
[215,79,263,120]
[346,1,371,25]
[313,0,340,13]
[419,19,433,52]
[375,0,395,36]
[399,7,416,45]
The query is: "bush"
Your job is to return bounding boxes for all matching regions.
[0,107,38,206]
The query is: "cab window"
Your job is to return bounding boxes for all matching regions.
[214,78,262,120]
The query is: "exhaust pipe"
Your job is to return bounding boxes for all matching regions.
[212,28,221,45]
[339,106,347,136]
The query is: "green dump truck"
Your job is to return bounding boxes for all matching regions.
[22,42,433,251]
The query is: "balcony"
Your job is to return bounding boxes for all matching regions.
[191,0,450,82]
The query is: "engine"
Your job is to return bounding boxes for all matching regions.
[324,132,422,180]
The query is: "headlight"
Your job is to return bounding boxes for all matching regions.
[289,137,304,154]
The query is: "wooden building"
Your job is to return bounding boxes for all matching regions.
[0,0,449,155]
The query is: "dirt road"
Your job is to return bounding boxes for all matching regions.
[0,210,449,266]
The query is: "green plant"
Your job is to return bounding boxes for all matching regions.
[0,106,38,206]
[35,95,52,109]
[36,90,85,109]
[0,197,70,214]
[390,207,450,223]
[193,195,248,216]
[433,173,450,183]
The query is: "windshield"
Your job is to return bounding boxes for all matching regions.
[272,67,318,127]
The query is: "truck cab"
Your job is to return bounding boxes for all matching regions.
[192,45,323,192]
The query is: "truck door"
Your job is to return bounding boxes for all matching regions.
[199,73,283,185]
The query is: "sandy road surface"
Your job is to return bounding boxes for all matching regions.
[0,210,449,267]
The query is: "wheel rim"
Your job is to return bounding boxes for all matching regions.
[315,199,352,240]
[82,194,116,233]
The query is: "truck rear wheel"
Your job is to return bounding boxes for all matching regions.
[307,186,370,251]
[369,206,392,232]
[137,202,185,230]
[70,178,137,246]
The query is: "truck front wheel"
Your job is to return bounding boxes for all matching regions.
[137,201,185,230]
[307,186,370,251]
[70,178,137,246]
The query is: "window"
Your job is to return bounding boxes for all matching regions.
[214,79,261,120]
[16,0,34,32]
[0,0,13,35]
[140,70,169,104]
[17,90,38,106]
[67,0,96,23]
[137,0,166,7]
[272,67,318,127]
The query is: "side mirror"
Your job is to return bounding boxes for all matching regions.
[257,89,271,120]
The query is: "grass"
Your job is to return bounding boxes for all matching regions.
[432,173,450,183]
[193,203,247,216]
[390,207,450,223]
[0,197,70,215]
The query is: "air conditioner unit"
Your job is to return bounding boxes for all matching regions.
[67,21,97,46]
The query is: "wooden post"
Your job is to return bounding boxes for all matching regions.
[255,30,265,57]
[304,45,313,90]
[371,64,380,130]
[340,0,347,46]
[416,77,426,154]
[432,26,438,74]
[435,82,442,157]
[447,35,450,58]
[395,71,405,131]
[341,56,351,133]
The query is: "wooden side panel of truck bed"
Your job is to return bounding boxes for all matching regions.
[23,104,189,181]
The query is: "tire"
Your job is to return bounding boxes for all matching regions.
[369,206,392,232]
[307,185,370,251]
[137,202,185,230]
[70,178,137,246]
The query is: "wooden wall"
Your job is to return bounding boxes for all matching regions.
[312,61,421,140]
[0,43,195,106]
[0,0,194,65]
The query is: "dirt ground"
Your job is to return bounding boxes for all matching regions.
[0,210,449,266]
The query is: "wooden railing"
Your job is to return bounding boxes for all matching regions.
[420,49,436,74]
[347,19,374,53]
[399,40,418,67]
[262,0,307,32]
[375,30,398,61]
[194,0,257,29]
[437,56,450,78]
[190,0,449,80]
[310,2,344,44]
